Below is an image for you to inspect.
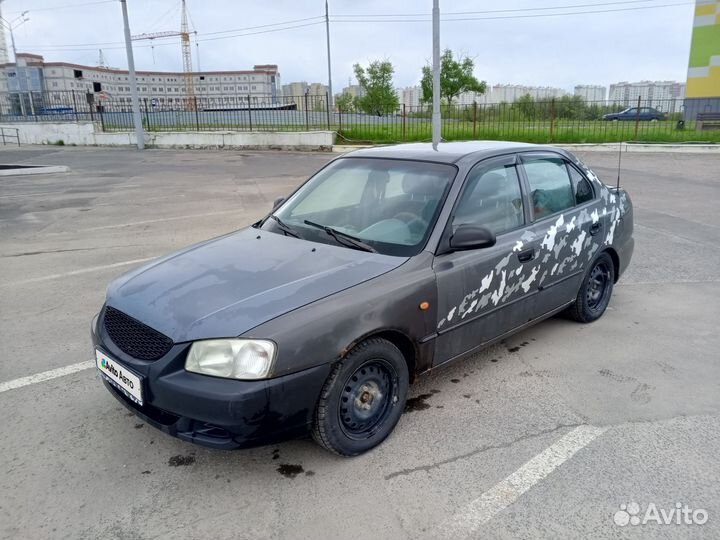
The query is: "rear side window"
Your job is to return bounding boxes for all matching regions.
[567,164,594,205]
[453,163,524,235]
[521,156,574,220]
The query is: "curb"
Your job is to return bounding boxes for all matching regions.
[332,142,720,154]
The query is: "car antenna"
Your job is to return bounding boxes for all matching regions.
[615,141,623,192]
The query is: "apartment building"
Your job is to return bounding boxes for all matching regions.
[574,85,607,102]
[609,80,686,110]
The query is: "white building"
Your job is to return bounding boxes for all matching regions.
[281,81,328,109]
[491,84,567,103]
[399,86,421,109]
[574,85,606,103]
[1,53,282,110]
[608,81,686,110]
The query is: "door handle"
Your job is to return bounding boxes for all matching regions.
[517,248,535,262]
[589,222,601,236]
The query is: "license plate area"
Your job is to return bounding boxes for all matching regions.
[96,349,144,406]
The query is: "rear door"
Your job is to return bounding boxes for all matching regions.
[433,154,539,364]
[517,152,602,317]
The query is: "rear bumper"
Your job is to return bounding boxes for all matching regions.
[92,312,331,450]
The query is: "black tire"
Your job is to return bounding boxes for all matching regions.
[565,252,615,323]
[312,338,409,456]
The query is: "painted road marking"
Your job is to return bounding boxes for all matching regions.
[436,425,608,539]
[0,361,93,394]
[1,257,155,288]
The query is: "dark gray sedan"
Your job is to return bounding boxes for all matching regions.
[92,141,634,456]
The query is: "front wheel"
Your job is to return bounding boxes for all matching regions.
[312,338,409,456]
[565,252,615,323]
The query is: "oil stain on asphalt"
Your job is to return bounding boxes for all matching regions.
[404,392,435,412]
[277,464,314,478]
[168,455,196,467]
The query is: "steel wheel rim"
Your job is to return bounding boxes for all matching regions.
[338,360,398,440]
[586,261,611,311]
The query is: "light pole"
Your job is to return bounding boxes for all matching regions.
[0,11,31,116]
[431,0,441,149]
[119,0,145,150]
[325,0,333,112]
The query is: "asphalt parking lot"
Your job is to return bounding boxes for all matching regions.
[1,145,719,539]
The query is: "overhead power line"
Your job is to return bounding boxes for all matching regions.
[331,1,694,23]
[4,0,113,15]
[334,0,671,18]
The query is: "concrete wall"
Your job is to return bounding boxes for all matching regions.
[0,121,336,151]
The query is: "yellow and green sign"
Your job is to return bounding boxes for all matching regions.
[687,0,720,98]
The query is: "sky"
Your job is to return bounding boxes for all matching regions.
[1,0,697,92]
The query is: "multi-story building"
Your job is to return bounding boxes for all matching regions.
[574,85,607,103]
[491,84,567,103]
[608,81,686,111]
[281,81,328,109]
[0,52,281,111]
[399,86,421,108]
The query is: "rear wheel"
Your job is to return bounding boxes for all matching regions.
[312,338,409,456]
[565,252,615,323]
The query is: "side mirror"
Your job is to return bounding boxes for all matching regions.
[272,197,285,210]
[449,225,496,251]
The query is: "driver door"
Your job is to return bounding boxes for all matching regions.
[433,155,539,365]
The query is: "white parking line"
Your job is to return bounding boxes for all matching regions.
[437,425,608,539]
[0,361,93,394]
[1,257,155,287]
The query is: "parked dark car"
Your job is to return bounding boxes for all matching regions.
[602,107,666,121]
[92,141,634,456]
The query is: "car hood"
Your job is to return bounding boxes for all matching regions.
[106,228,407,342]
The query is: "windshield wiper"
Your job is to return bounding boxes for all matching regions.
[268,214,300,238]
[303,219,377,253]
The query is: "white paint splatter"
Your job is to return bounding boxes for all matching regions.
[479,271,494,294]
[521,266,540,293]
[513,240,524,252]
[515,267,522,276]
[447,307,456,322]
[540,214,565,251]
[570,230,587,256]
[463,299,478,318]
[491,270,507,306]
[551,263,559,275]
[566,217,576,233]
[590,209,599,224]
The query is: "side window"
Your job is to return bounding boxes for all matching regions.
[522,156,574,220]
[567,164,594,205]
[453,163,524,236]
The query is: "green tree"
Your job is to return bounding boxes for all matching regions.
[353,60,399,115]
[420,49,487,105]
[556,95,586,119]
[335,92,354,112]
[515,94,536,119]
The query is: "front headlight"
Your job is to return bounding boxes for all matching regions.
[185,339,276,380]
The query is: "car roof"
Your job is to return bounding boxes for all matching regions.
[343,141,553,164]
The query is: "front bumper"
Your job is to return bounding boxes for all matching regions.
[92,311,331,450]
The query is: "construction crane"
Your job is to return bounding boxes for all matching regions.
[131,0,195,108]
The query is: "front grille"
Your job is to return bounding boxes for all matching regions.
[103,306,173,360]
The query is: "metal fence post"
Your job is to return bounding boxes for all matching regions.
[194,96,200,131]
[402,104,406,141]
[143,98,150,130]
[72,92,79,122]
[634,95,641,140]
[472,101,478,139]
[326,91,331,130]
[338,103,342,134]
[99,104,105,132]
[549,98,556,143]
[304,92,310,131]
[247,94,252,131]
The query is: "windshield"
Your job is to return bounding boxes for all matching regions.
[262,157,456,256]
